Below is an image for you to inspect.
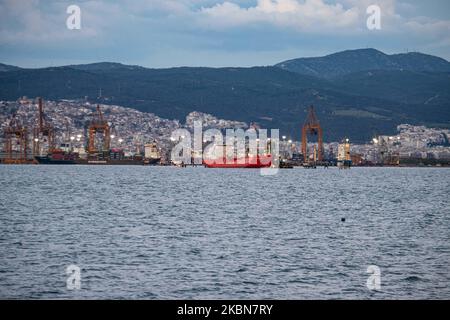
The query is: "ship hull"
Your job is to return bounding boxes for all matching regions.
[34,156,160,165]
[203,155,272,168]
[204,163,271,168]
[34,156,77,165]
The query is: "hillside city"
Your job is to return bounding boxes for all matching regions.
[1,98,449,164]
[0,99,248,161]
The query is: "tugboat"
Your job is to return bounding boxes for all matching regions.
[143,142,161,165]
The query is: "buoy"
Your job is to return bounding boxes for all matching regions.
[341,218,346,222]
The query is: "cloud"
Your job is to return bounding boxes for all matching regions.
[1,0,450,67]
[403,17,450,41]
[2,1,449,41]
[194,0,449,37]
[197,0,361,32]
[0,0,100,44]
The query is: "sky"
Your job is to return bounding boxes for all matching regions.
[0,0,449,68]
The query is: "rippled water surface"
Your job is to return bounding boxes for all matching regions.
[0,166,449,299]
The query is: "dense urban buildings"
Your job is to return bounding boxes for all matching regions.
[0,98,251,161]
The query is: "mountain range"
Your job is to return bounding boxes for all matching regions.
[276,48,450,79]
[1,48,449,142]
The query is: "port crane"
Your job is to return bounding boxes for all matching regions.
[301,105,324,162]
[32,97,55,156]
[88,104,110,154]
[3,115,29,164]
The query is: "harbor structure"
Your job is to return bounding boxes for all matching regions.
[337,138,351,169]
[2,115,29,164]
[32,97,55,157]
[301,106,324,167]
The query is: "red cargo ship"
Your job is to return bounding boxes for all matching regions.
[203,154,272,168]
[203,143,272,168]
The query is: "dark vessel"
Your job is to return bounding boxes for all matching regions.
[34,149,79,164]
[34,149,160,165]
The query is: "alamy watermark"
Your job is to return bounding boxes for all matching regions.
[66,264,81,290]
[66,5,81,30]
[366,265,381,290]
[367,5,381,30]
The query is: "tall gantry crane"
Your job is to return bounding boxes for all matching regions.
[32,97,55,156]
[88,104,110,154]
[301,105,324,162]
[3,115,29,164]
